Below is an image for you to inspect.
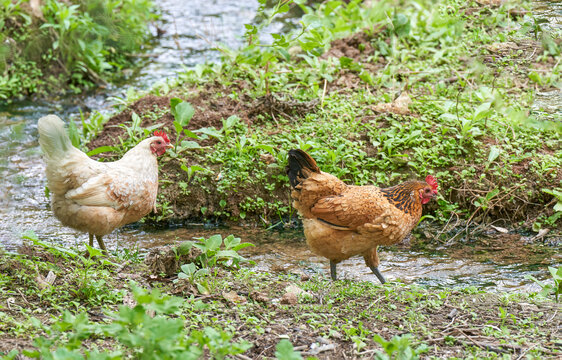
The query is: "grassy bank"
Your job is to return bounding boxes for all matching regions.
[0,0,157,100]
[76,0,561,235]
[0,235,560,358]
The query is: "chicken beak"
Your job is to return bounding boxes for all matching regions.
[166,143,173,149]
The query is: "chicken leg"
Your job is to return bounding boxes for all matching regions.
[96,235,107,254]
[88,233,108,254]
[330,260,337,280]
[330,260,386,283]
[364,247,386,284]
[369,266,386,284]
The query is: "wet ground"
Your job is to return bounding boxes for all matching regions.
[0,1,560,293]
[14,223,556,293]
[531,1,562,119]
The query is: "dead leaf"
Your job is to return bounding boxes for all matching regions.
[123,291,136,308]
[531,228,549,241]
[223,291,247,304]
[45,271,56,284]
[36,271,56,289]
[260,153,276,164]
[486,42,518,54]
[306,343,336,355]
[285,284,305,295]
[6,297,15,310]
[475,0,505,6]
[490,225,509,234]
[29,0,44,19]
[372,92,412,115]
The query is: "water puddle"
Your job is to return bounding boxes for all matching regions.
[0,1,559,293]
[533,1,562,119]
[14,224,554,293]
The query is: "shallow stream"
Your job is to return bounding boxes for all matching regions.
[0,0,559,292]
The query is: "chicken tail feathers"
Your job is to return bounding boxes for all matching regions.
[287,149,320,188]
[38,115,73,160]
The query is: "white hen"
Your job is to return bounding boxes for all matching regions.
[38,115,172,252]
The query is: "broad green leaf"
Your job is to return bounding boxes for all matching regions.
[87,146,115,156]
[174,101,195,127]
[216,250,241,259]
[180,263,196,275]
[488,146,501,163]
[194,127,223,139]
[224,115,240,129]
[176,241,194,255]
[180,140,201,150]
[206,234,223,251]
[183,129,199,139]
[232,243,255,251]
[485,188,500,200]
[275,339,303,360]
[173,120,183,134]
[170,97,182,113]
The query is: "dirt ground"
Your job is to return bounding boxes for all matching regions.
[1,244,560,358]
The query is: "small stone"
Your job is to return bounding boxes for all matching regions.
[280,292,298,305]
[330,330,343,339]
[250,291,270,303]
[519,303,539,312]
[285,284,305,295]
[316,337,331,345]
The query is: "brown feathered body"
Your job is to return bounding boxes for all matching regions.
[287,149,436,275]
[38,115,170,242]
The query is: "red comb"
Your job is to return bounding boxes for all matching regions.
[426,175,438,191]
[154,130,170,144]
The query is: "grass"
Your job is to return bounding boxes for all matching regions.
[0,0,157,99]
[76,0,561,235]
[0,237,560,358]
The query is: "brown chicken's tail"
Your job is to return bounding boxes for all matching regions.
[286,149,320,188]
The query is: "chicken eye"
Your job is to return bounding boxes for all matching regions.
[156,140,162,145]
[425,188,431,193]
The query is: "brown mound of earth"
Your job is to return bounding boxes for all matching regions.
[87,82,317,155]
[84,82,318,223]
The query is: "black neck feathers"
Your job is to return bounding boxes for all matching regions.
[380,182,422,214]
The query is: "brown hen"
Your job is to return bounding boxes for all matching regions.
[287,149,438,283]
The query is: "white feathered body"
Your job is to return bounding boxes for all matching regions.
[38,115,160,236]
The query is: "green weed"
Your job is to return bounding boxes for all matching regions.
[527,266,562,302]
[0,0,157,99]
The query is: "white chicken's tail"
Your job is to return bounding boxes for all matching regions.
[38,115,73,160]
